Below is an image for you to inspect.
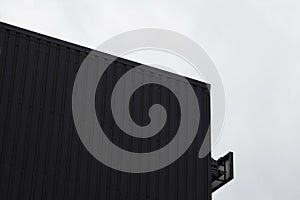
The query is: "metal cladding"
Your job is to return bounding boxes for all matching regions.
[0,22,232,200]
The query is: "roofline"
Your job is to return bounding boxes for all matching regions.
[0,21,210,90]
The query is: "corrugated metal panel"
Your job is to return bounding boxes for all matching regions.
[0,22,211,200]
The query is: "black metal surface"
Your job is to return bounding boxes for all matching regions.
[0,21,232,200]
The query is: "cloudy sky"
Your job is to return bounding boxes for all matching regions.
[1,0,300,199]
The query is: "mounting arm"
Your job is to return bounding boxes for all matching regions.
[211,152,234,192]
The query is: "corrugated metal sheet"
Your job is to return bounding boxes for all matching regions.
[0,22,211,200]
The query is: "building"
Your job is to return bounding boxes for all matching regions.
[0,21,233,200]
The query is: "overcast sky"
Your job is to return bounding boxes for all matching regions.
[1,0,300,199]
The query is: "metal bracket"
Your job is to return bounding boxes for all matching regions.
[211,152,234,192]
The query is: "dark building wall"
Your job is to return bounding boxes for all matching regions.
[0,22,211,200]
